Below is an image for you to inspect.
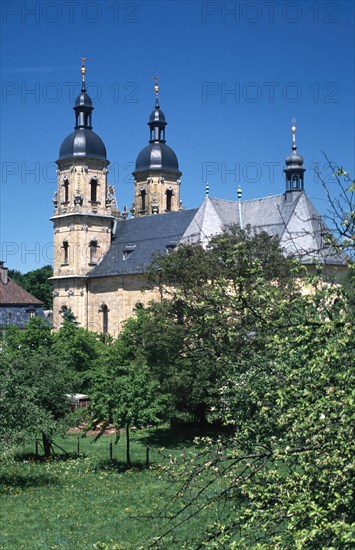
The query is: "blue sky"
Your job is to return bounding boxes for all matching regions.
[1,0,354,272]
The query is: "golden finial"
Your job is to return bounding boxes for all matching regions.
[81,56,86,77]
[154,74,159,95]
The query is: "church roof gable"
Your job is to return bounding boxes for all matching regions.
[184,192,346,265]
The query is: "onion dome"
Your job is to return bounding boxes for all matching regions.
[133,79,181,177]
[284,120,305,192]
[285,127,304,168]
[58,59,107,162]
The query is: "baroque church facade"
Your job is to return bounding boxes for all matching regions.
[51,63,345,337]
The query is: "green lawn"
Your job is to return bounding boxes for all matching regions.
[0,426,222,549]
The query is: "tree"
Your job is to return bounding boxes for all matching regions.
[59,306,78,325]
[0,318,70,458]
[89,325,168,466]
[140,186,354,547]
[144,227,302,423]
[143,261,354,547]
[314,155,355,259]
[54,311,104,393]
[8,265,53,309]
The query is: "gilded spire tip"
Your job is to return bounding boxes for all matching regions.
[80,56,87,91]
[153,74,159,107]
[291,118,297,150]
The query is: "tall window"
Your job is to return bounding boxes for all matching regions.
[90,179,98,203]
[102,304,108,335]
[63,241,69,264]
[166,189,173,211]
[89,240,98,264]
[63,179,69,203]
[140,189,146,211]
[292,175,299,189]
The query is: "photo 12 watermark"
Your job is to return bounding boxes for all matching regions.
[1,1,140,24]
[201,81,339,104]
[202,160,282,185]
[201,2,340,24]
[1,161,135,185]
[1,81,140,104]
[202,160,335,185]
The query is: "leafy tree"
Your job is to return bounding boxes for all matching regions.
[138,183,354,547]
[0,318,70,458]
[151,281,354,548]
[54,316,105,393]
[8,265,53,309]
[89,328,168,465]
[314,156,355,259]
[144,227,302,423]
[59,306,78,325]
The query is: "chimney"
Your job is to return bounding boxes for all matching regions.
[0,261,8,284]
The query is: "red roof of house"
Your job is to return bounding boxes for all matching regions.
[0,277,43,306]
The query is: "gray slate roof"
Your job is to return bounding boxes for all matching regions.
[0,306,46,329]
[181,192,346,265]
[88,191,346,279]
[88,208,198,278]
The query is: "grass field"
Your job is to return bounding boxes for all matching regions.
[0,426,220,549]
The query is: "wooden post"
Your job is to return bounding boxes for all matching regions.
[146,446,150,468]
[35,440,38,458]
[109,440,113,460]
[77,436,80,455]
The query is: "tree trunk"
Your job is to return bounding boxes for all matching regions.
[196,403,207,426]
[42,432,52,458]
[126,424,131,466]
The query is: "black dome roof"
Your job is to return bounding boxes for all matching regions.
[149,107,166,124]
[58,128,107,161]
[74,90,93,109]
[285,152,304,167]
[134,142,181,175]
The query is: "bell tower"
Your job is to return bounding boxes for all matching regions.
[132,77,182,215]
[284,119,306,193]
[51,58,118,329]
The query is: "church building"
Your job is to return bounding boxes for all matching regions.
[51,62,345,337]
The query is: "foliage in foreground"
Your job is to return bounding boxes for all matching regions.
[0,316,104,458]
[141,240,355,547]
[151,280,354,548]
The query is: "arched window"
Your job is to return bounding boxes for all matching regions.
[292,175,299,189]
[63,241,69,265]
[89,240,98,264]
[90,179,98,203]
[63,179,69,203]
[166,189,173,211]
[102,304,108,335]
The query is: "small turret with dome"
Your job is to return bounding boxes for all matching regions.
[132,77,182,215]
[284,119,306,192]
